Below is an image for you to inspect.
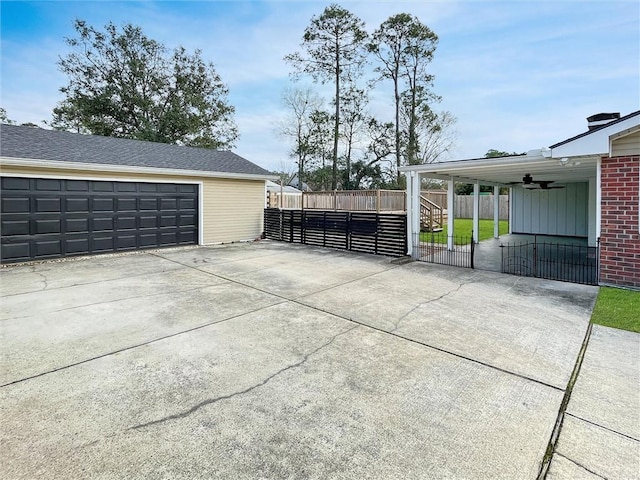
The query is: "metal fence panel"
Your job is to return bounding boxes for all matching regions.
[263,208,406,257]
[500,239,599,285]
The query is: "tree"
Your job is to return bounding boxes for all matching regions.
[402,106,456,164]
[0,107,14,124]
[285,4,368,189]
[339,85,368,189]
[278,87,324,192]
[485,149,524,158]
[53,20,237,149]
[369,14,439,182]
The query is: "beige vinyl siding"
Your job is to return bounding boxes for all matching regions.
[202,178,265,243]
[611,130,640,157]
[0,164,267,245]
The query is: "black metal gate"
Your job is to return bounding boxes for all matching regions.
[416,233,475,269]
[500,238,599,285]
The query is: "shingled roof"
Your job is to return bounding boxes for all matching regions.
[0,124,271,177]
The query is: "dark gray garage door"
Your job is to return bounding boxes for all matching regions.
[1,177,198,263]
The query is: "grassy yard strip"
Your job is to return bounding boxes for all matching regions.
[591,287,640,333]
[420,219,509,244]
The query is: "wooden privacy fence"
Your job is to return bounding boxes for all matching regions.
[455,195,508,220]
[264,208,407,257]
[266,191,302,209]
[303,190,406,212]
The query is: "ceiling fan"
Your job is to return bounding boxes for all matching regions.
[511,173,565,190]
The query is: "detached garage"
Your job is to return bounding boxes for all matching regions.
[0,125,274,263]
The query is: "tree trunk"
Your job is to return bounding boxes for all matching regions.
[332,50,340,190]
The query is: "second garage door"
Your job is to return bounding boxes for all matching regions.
[1,177,199,263]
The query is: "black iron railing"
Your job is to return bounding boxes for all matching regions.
[417,233,475,269]
[500,238,599,285]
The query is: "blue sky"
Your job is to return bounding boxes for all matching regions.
[1,0,638,172]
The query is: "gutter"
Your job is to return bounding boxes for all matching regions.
[0,157,278,182]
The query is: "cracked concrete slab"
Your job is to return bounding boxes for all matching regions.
[0,251,184,296]
[549,325,640,479]
[300,262,596,389]
[552,414,640,480]
[1,301,562,479]
[0,242,606,478]
[1,266,229,321]
[158,243,395,299]
[547,454,606,479]
[1,282,283,385]
[566,325,640,440]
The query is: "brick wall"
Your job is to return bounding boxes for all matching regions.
[600,155,640,288]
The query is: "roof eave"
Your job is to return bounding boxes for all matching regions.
[0,157,277,182]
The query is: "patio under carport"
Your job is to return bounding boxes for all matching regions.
[400,148,601,284]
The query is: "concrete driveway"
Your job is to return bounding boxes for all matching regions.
[1,241,603,478]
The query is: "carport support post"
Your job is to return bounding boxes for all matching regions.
[405,172,414,257]
[472,181,480,244]
[493,185,500,239]
[447,179,455,251]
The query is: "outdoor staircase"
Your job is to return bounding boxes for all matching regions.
[420,195,445,232]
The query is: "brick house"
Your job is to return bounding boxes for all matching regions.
[401,111,639,288]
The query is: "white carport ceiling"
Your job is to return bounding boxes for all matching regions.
[400,154,599,186]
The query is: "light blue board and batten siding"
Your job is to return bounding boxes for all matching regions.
[511,182,589,237]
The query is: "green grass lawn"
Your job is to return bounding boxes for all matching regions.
[591,287,640,333]
[419,219,509,244]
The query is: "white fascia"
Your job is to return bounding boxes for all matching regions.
[0,157,278,182]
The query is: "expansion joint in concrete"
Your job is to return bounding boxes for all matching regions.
[565,412,640,442]
[537,322,594,479]
[553,452,608,480]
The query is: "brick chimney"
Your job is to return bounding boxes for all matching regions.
[587,112,620,130]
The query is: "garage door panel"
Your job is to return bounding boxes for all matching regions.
[66,180,90,191]
[115,183,136,193]
[117,216,137,230]
[2,177,30,190]
[1,178,198,263]
[35,197,61,213]
[159,184,178,193]
[116,235,137,249]
[160,198,177,210]
[140,216,158,228]
[160,215,177,227]
[35,219,61,235]
[180,214,197,227]
[93,218,114,231]
[1,242,30,260]
[160,232,177,245]
[1,219,29,236]
[140,198,158,210]
[2,197,30,213]
[139,233,159,247]
[117,198,137,212]
[66,218,89,233]
[179,231,197,244]
[34,239,61,256]
[92,182,114,192]
[93,236,115,251]
[35,179,62,191]
[179,198,196,210]
[66,238,89,254]
[66,198,89,212]
[179,184,197,193]
[93,198,115,212]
